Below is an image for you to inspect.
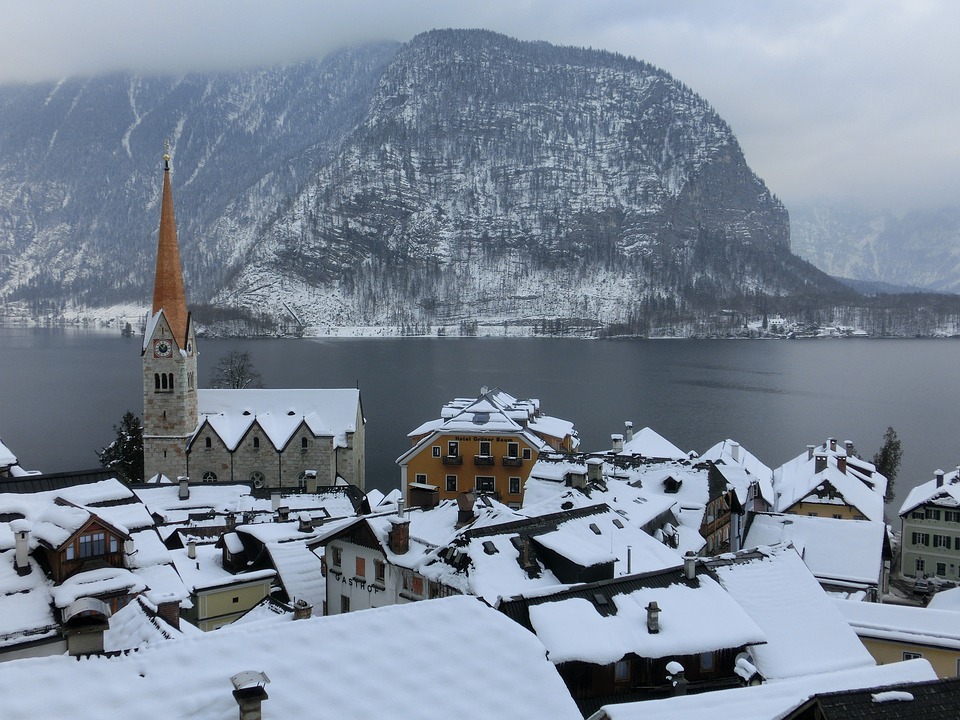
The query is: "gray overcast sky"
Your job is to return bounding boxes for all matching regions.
[2,0,957,210]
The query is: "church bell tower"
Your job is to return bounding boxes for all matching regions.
[142,145,198,481]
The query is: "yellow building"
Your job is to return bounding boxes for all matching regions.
[834,600,960,678]
[397,388,578,508]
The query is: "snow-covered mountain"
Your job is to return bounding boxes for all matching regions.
[791,202,960,294]
[0,29,850,333]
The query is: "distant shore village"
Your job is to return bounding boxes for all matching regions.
[1,156,959,718]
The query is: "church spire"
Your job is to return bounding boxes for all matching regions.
[152,142,189,346]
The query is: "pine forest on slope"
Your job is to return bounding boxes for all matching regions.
[0,29,955,336]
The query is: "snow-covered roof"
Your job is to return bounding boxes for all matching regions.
[773,443,886,521]
[590,659,936,720]
[743,513,886,587]
[899,467,960,516]
[527,574,765,664]
[622,427,687,460]
[0,596,581,720]
[0,551,58,649]
[196,388,360,451]
[170,543,275,594]
[103,595,200,652]
[707,545,876,680]
[927,586,960,612]
[261,539,326,609]
[833,598,960,651]
[0,438,17,468]
[701,438,775,505]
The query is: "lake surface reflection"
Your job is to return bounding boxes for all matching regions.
[1,328,956,511]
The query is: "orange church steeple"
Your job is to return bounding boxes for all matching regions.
[151,143,189,346]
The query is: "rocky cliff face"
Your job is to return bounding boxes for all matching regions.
[0,29,847,332]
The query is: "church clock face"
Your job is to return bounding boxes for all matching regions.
[154,339,172,358]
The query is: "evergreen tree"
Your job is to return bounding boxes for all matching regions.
[873,426,903,505]
[97,411,144,484]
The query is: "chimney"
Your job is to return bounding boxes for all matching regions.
[807,445,815,461]
[829,437,837,452]
[936,469,945,488]
[837,455,847,474]
[276,506,290,522]
[231,672,270,720]
[397,498,406,518]
[178,477,190,500]
[271,493,281,512]
[586,457,604,483]
[298,513,313,533]
[64,598,111,657]
[456,492,476,527]
[730,442,740,463]
[646,601,660,634]
[815,454,828,474]
[567,471,587,490]
[683,551,697,580]
[844,440,855,456]
[293,599,313,620]
[480,385,488,396]
[226,512,237,531]
[624,421,634,443]
[388,516,410,554]
[627,545,632,574]
[147,592,181,631]
[187,539,197,559]
[611,434,624,453]
[12,520,31,576]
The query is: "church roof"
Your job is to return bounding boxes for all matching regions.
[195,388,362,451]
[151,151,189,347]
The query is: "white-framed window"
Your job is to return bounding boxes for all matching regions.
[476,476,495,493]
[926,508,941,521]
[507,442,519,458]
[375,559,385,583]
[332,546,343,568]
[448,441,459,457]
[522,448,532,460]
[903,651,922,660]
[934,534,951,548]
[916,558,925,573]
[937,562,947,576]
[509,476,521,495]
[416,473,427,483]
[446,475,457,492]
[479,440,491,456]
[912,532,930,546]
[432,446,441,458]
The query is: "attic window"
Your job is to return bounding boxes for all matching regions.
[589,523,602,535]
[242,410,251,416]
[593,593,609,607]
[472,413,490,425]
[613,519,624,529]
[482,541,498,555]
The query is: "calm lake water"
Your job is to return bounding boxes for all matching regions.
[1,327,957,512]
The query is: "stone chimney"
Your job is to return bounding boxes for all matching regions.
[624,421,634,443]
[388,516,411,555]
[148,592,181,631]
[611,434,624,453]
[178,477,190,501]
[730,442,740,463]
[815,454,828,474]
[567,470,587,490]
[12,520,31,576]
[844,440,855,456]
[646,601,660,634]
[293,599,313,620]
[456,492,476,527]
[298,513,313,533]
[683,551,697,580]
[276,506,290,522]
[586,457,604,483]
[837,455,847,474]
[807,445,816,461]
[829,437,837,452]
[936,469,945,488]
